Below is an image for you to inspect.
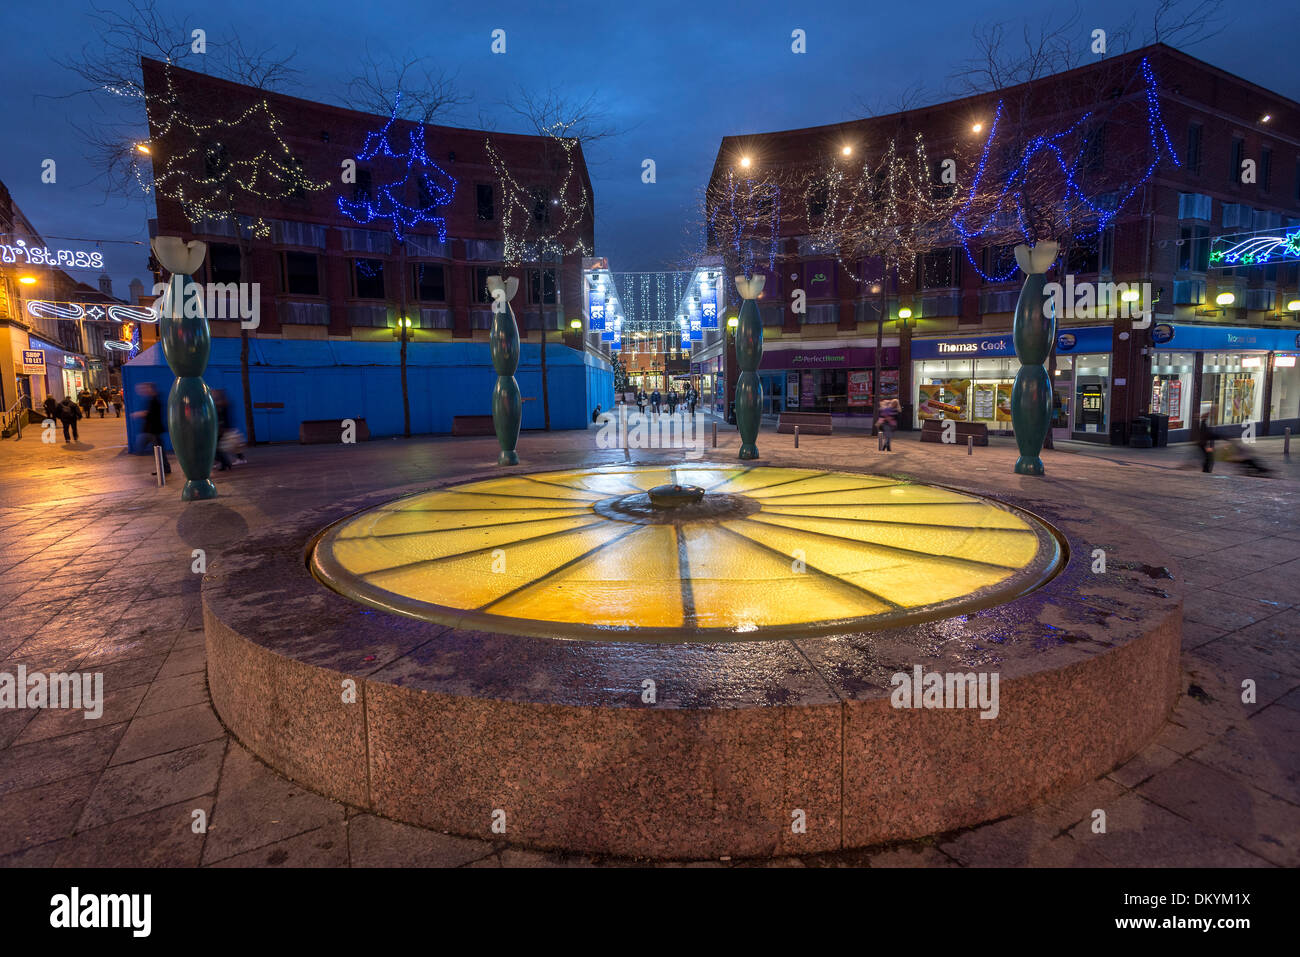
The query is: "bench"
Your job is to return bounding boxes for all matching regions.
[920,419,989,446]
[451,414,496,437]
[299,418,370,444]
[777,412,833,435]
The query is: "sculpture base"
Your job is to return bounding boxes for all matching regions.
[738,444,759,460]
[181,479,219,501]
[1014,457,1045,476]
[498,450,519,466]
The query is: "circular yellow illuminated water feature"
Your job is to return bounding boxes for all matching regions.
[311,465,1062,641]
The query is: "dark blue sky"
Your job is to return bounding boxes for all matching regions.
[2,0,1296,297]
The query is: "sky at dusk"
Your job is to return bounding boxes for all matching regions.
[1,0,1297,298]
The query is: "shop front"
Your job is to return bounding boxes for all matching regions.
[758,342,900,418]
[1149,323,1300,438]
[911,326,1115,441]
[690,354,724,416]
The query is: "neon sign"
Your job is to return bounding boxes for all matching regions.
[25,301,158,323]
[1210,229,1300,268]
[1,238,104,270]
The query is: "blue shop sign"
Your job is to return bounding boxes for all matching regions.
[912,325,1113,360]
[1153,323,1300,352]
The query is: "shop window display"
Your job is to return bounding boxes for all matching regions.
[1200,352,1264,425]
[1269,355,1299,423]
[1149,351,1193,430]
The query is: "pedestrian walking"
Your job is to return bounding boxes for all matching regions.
[42,395,58,423]
[687,388,697,415]
[651,389,661,414]
[77,389,93,419]
[877,397,900,451]
[132,383,171,475]
[636,391,646,414]
[56,396,81,443]
[112,390,124,417]
[667,390,678,414]
[1194,410,1215,474]
[94,393,108,418]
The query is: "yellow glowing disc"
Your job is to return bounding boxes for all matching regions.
[310,465,1061,641]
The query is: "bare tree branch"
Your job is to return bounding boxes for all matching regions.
[345,43,471,124]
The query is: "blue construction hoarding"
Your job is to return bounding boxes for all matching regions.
[122,338,614,452]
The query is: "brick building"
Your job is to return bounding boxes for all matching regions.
[141,57,600,352]
[696,43,1300,444]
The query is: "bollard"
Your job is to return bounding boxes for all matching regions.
[154,445,166,486]
[967,435,973,456]
[712,421,717,448]
[1286,427,1292,458]
[794,425,799,448]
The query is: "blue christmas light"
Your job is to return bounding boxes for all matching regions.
[953,57,1179,281]
[337,93,457,243]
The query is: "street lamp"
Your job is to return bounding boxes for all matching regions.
[18,275,36,285]
[898,307,913,320]
[1215,292,1236,307]
[392,316,412,337]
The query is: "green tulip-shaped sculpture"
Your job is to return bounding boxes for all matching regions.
[487,275,521,466]
[152,237,218,501]
[1010,241,1059,476]
[733,274,766,460]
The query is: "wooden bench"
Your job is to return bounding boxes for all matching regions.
[777,412,833,435]
[451,414,496,437]
[920,419,989,446]
[299,418,370,444]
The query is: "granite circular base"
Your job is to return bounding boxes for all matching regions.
[202,462,1182,860]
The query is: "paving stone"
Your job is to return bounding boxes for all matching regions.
[208,822,349,867]
[1138,757,1300,867]
[202,744,346,864]
[347,814,494,867]
[109,703,225,766]
[0,722,127,798]
[1070,793,1271,867]
[0,771,98,857]
[135,671,209,717]
[56,797,212,867]
[77,739,226,830]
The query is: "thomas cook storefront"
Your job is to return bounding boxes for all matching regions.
[1149,323,1300,440]
[911,326,1115,441]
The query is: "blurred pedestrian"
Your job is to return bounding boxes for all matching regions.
[132,382,171,475]
[877,397,900,452]
[1194,410,1215,474]
[112,390,123,417]
[93,393,108,418]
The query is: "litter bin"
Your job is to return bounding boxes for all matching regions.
[1109,421,1128,446]
[1148,413,1169,447]
[1129,416,1153,448]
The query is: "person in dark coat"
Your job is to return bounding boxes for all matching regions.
[1194,411,1215,474]
[132,383,171,475]
[42,395,58,423]
[56,396,80,443]
[651,389,661,414]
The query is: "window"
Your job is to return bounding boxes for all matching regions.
[981,244,1017,282]
[353,169,373,204]
[931,159,955,199]
[207,243,242,284]
[1230,137,1244,185]
[281,252,320,296]
[1083,124,1106,173]
[1261,148,1272,193]
[918,248,959,288]
[473,266,494,304]
[412,263,446,302]
[1186,123,1202,175]
[286,157,308,199]
[528,267,558,305]
[351,258,385,299]
[530,187,550,226]
[476,184,495,221]
[1179,225,1210,272]
[1065,234,1101,274]
[1099,227,1114,274]
[808,184,829,219]
[203,143,230,180]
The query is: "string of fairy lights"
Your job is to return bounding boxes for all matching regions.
[486,137,592,267]
[133,64,330,239]
[953,56,1179,282]
[336,92,457,242]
